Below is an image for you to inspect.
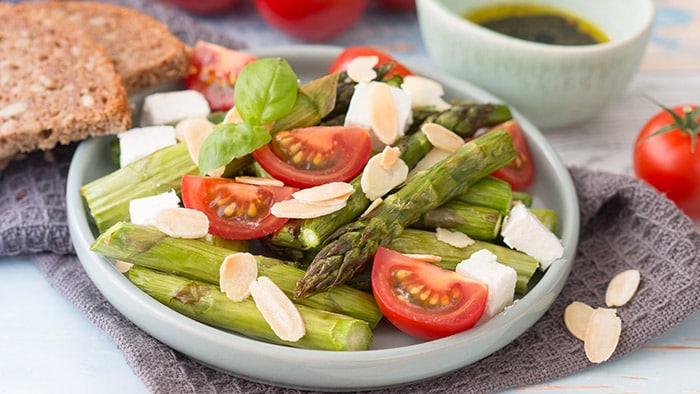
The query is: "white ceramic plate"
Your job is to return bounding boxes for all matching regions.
[66,45,580,390]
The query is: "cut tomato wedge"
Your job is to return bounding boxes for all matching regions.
[185,41,257,111]
[329,46,413,79]
[487,120,535,190]
[252,126,371,188]
[181,175,297,240]
[371,247,488,340]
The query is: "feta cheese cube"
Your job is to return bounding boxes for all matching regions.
[456,249,517,319]
[129,190,181,226]
[344,81,412,149]
[140,90,210,126]
[118,125,177,167]
[501,202,564,270]
[401,75,451,111]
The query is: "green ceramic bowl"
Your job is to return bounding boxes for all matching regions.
[416,0,654,129]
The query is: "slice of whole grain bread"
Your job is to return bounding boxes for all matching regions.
[17,1,192,94]
[0,5,132,168]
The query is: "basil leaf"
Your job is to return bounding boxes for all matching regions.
[198,122,271,175]
[234,58,298,125]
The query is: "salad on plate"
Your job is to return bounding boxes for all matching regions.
[81,42,566,351]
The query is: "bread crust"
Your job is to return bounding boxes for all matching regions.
[0,5,131,166]
[19,1,192,94]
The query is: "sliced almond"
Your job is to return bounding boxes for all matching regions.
[234,176,284,187]
[421,123,465,153]
[402,253,442,263]
[271,198,346,219]
[379,146,401,170]
[152,207,209,239]
[346,55,378,83]
[360,152,409,201]
[114,260,133,273]
[584,307,622,363]
[179,117,225,177]
[435,227,475,248]
[249,276,305,342]
[369,82,400,146]
[401,75,451,111]
[407,147,451,179]
[605,269,641,307]
[292,182,355,204]
[219,252,258,302]
[564,301,594,341]
[223,106,243,124]
[360,197,383,219]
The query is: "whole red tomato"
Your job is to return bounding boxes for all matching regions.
[633,103,700,219]
[162,0,239,14]
[254,0,369,42]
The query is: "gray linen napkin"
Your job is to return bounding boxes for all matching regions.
[3,1,700,393]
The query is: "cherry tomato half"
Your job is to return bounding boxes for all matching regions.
[185,41,257,111]
[371,247,488,340]
[329,46,413,79]
[252,126,371,188]
[254,0,369,42]
[487,120,535,190]
[633,104,700,219]
[181,175,297,240]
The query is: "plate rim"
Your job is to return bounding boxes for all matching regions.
[66,44,580,390]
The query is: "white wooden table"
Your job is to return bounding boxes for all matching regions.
[1,1,698,392]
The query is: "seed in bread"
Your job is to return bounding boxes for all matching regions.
[16,1,191,94]
[0,5,131,167]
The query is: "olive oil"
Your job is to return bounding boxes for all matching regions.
[464,4,609,46]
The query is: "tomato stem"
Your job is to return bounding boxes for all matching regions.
[642,95,700,152]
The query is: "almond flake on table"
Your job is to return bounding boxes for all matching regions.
[605,269,641,307]
[346,55,378,83]
[249,276,305,342]
[219,252,258,302]
[584,307,622,363]
[564,301,594,341]
[152,207,209,239]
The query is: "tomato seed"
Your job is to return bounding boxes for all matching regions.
[224,203,237,217]
[247,203,257,217]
